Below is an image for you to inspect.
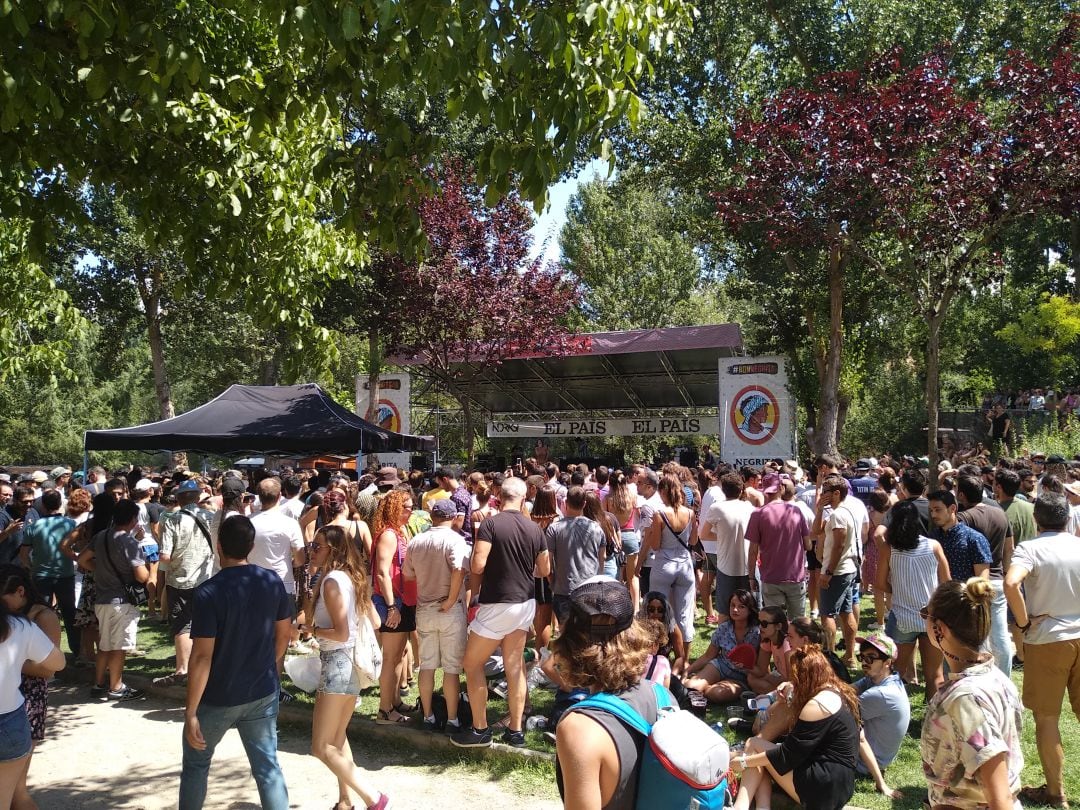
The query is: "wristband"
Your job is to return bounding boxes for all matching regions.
[1016,620,1031,632]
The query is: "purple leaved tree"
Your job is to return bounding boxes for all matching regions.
[380,165,581,463]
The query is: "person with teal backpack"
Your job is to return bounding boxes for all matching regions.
[553,577,729,810]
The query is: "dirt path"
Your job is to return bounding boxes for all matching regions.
[27,683,561,810]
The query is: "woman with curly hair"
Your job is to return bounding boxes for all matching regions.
[298,526,388,810]
[732,645,860,810]
[370,489,418,725]
[552,579,671,809]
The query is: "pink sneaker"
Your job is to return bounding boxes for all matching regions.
[367,794,390,810]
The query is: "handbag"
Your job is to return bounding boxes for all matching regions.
[351,614,382,689]
[99,529,148,607]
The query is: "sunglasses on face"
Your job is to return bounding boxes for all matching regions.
[760,619,780,627]
[859,652,885,664]
[308,542,328,552]
[919,606,934,621]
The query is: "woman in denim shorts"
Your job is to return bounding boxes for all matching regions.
[0,575,65,808]
[299,526,389,810]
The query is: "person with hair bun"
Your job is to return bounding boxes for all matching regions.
[921,578,1023,810]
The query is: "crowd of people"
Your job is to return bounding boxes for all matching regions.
[0,449,1078,810]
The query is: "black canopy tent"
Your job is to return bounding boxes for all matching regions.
[83,383,435,456]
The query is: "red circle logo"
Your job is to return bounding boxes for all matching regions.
[729,385,780,446]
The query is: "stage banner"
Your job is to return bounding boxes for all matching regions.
[356,374,414,470]
[356,374,411,434]
[718,356,795,466]
[486,416,714,438]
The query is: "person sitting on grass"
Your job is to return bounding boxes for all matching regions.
[732,645,860,810]
[746,605,790,695]
[683,589,760,703]
[641,618,672,689]
[852,632,907,800]
[638,591,686,674]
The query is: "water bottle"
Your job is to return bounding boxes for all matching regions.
[710,721,727,737]
[525,715,548,730]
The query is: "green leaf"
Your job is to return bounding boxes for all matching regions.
[229,193,242,216]
[85,64,108,99]
[342,4,362,40]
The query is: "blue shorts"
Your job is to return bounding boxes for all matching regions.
[820,572,856,617]
[0,705,32,763]
[885,610,924,644]
[318,647,362,695]
[139,543,160,563]
[620,530,641,556]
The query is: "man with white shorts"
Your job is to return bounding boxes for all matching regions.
[451,477,550,749]
[81,498,149,701]
[404,499,469,733]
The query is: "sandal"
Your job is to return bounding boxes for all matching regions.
[375,708,411,725]
[393,700,417,715]
[1019,785,1069,808]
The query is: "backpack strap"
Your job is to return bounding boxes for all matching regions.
[573,682,672,737]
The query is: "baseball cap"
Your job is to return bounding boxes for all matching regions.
[0,473,9,483]
[30,471,48,484]
[857,632,898,660]
[1063,480,1080,497]
[855,459,872,471]
[50,466,72,478]
[220,478,246,498]
[1031,452,1047,462]
[760,472,782,494]
[176,479,201,494]
[1046,454,1066,464]
[429,499,457,519]
[567,579,635,640]
[134,479,157,492]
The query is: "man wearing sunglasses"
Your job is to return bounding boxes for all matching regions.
[853,632,909,797]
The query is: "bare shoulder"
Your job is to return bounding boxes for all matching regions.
[557,710,614,754]
[798,689,841,722]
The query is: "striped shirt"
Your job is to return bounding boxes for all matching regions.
[888,536,940,634]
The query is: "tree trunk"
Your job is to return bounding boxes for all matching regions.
[1071,218,1080,301]
[137,260,186,469]
[459,393,476,467]
[364,332,382,422]
[815,228,845,457]
[259,327,285,385]
[925,310,945,490]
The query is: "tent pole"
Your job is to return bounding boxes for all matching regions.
[82,436,89,485]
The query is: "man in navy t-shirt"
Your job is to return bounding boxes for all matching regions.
[179,515,294,810]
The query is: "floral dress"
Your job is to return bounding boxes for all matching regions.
[921,657,1023,809]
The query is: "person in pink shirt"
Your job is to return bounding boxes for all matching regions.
[747,477,811,618]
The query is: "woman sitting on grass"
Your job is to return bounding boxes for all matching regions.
[683,589,760,703]
[732,645,860,810]
[746,605,790,695]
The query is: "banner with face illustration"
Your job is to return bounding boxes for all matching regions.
[718,357,795,466]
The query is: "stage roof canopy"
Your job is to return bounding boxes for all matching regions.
[84,383,435,455]
[398,324,745,416]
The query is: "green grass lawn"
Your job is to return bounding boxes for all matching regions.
[79,601,1080,806]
